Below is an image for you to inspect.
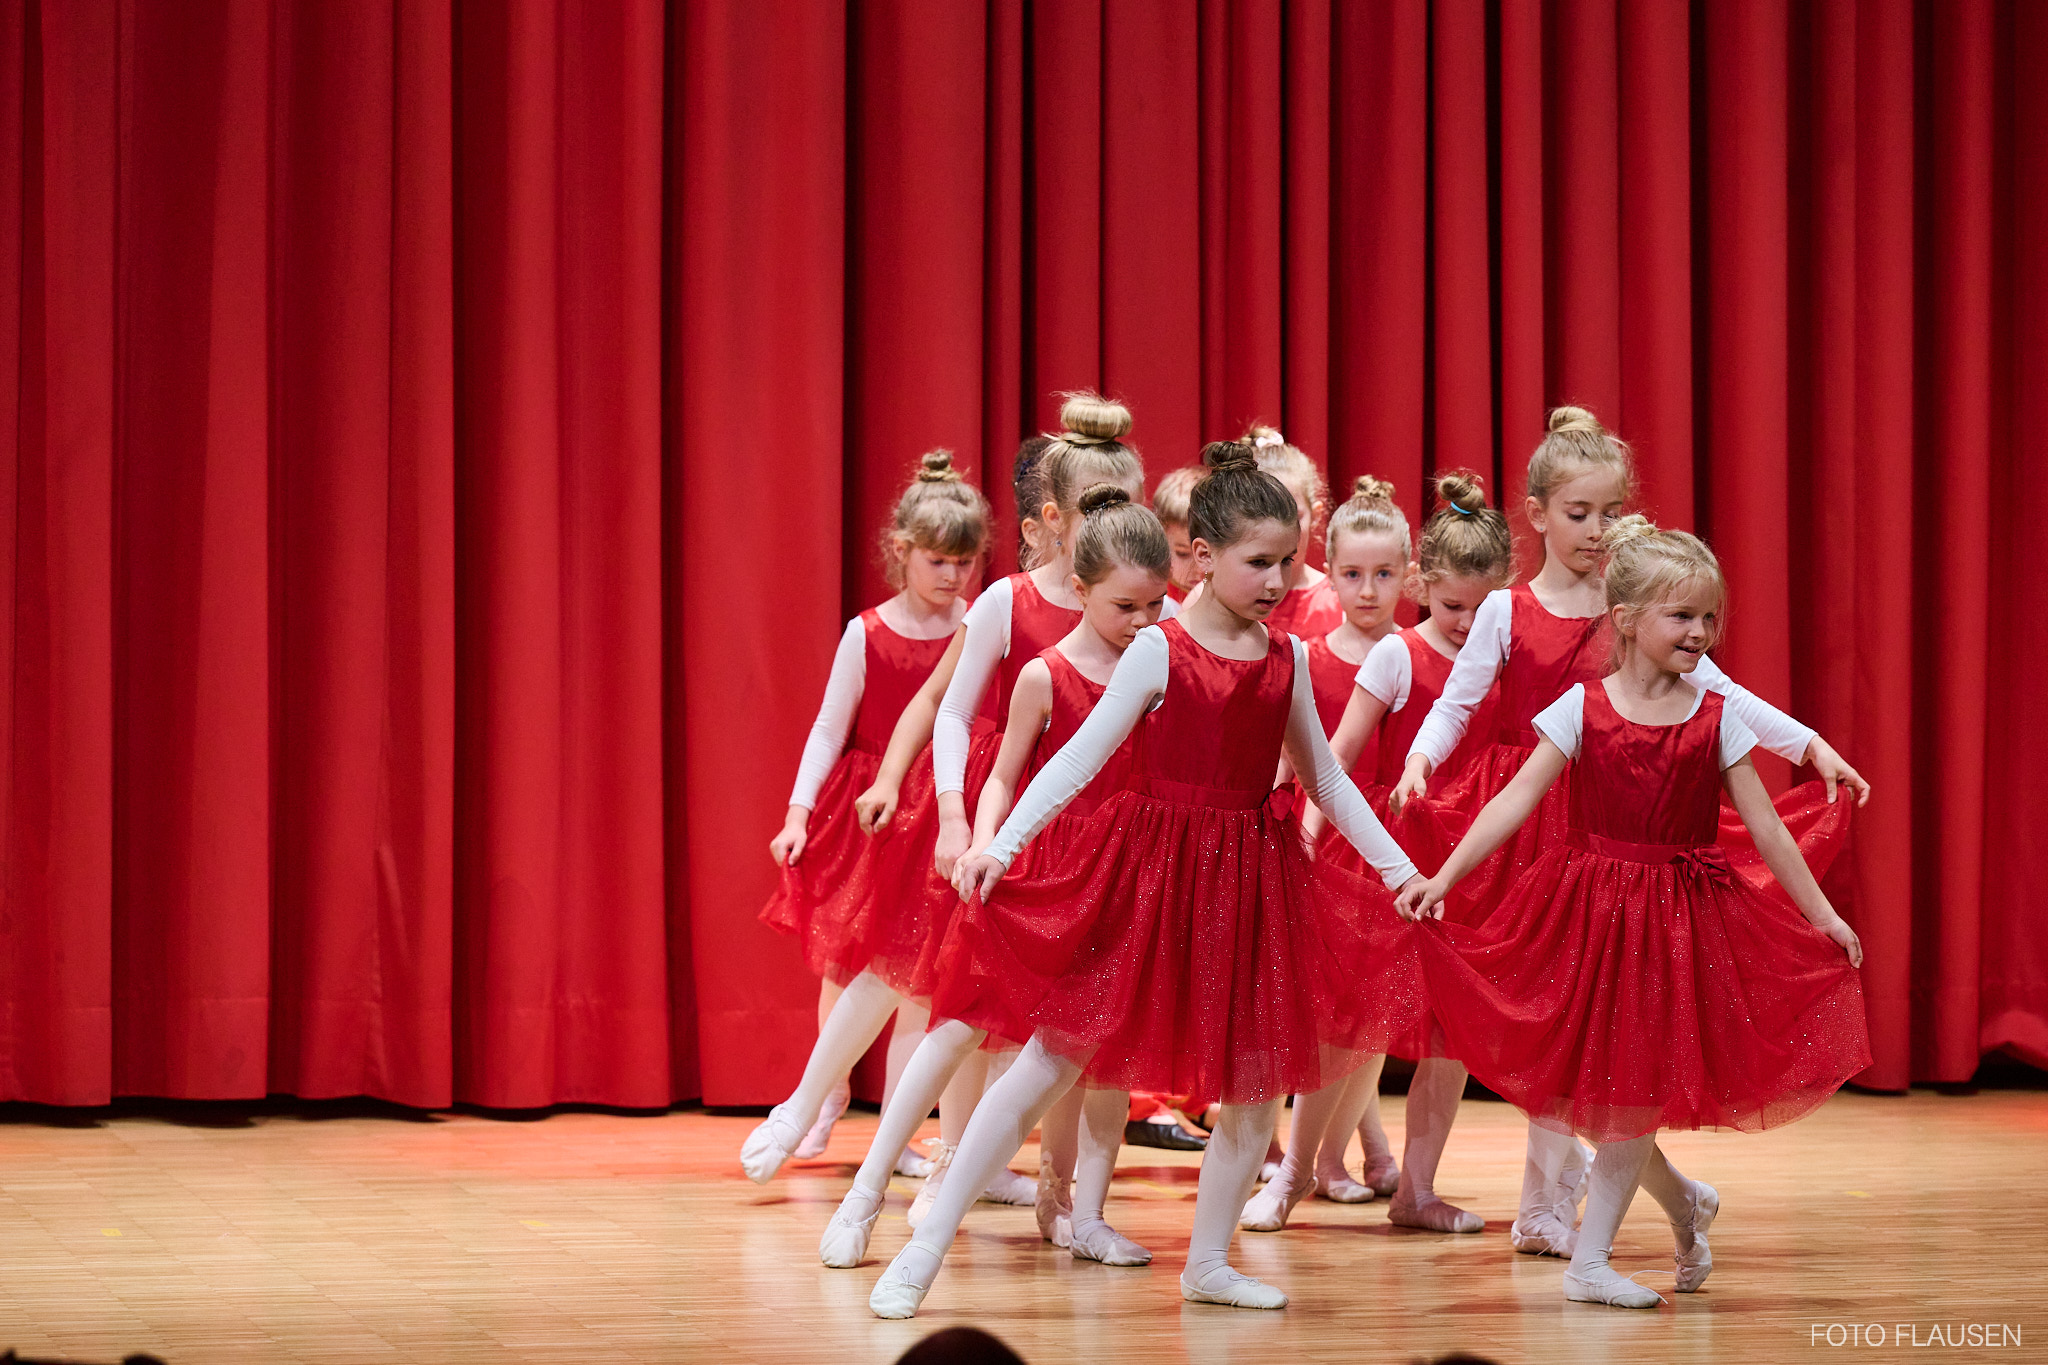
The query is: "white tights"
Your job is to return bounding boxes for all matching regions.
[1069,1085,1135,1250]
[1182,1098,1284,1292]
[887,1036,1085,1289]
[1569,1133,1696,1289]
[768,970,906,1142]
[886,1034,1274,1296]
[838,1019,1095,1211]
[1521,1122,1580,1219]
[1273,1056,1384,1193]
[845,1019,988,1203]
[813,978,929,1117]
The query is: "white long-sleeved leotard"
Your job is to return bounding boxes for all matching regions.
[787,617,868,811]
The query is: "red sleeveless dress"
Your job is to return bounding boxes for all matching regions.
[1407,585,1608,924]
[1266,575,1343,638]
[1288,632,1377,816]
[928,647,1136,1045]
[882,574,1082,999]
[1321,627,1499,869]
[939,619,1426,1104]
[1304,632,1363,737]
[1415,686,1870,1141]
[760,608,952,985]
[1410,586,1850,920]
[1316,626,1500,1058]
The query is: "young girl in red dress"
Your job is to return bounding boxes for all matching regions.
[1388,407,1870,1257]
[884,395,1153,1216]
[1249,473,1513,1234]
[745,453,988,1182]
[818,487,1173,1272]
[1397,516,1870,1308]
[929,394,1147,893]
[866,441,1427,1319]
[1245,476,1414,1227]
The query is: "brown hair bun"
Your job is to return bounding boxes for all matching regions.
[1436,471,1485,511]
[1078,483,1132,515]
[1200,440,1259,475]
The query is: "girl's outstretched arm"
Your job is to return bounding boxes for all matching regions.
[1283,643,1417,891]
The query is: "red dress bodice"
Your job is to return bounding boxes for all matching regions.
[990,573,1084,728]
[853,608,952,755]
[1035,648,1130,814]
[1495,584,1607,745]
[1568,685,1725,849]
[1371,628,1497,787]
[1134,619,1294,806]
[1304,634,1360,737]
[1267,576,1343,639]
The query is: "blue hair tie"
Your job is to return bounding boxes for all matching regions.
[1449,502,1479,516]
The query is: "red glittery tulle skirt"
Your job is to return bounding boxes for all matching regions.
[1718,778,1854,906]
[1330,765,1856,1063]
[1414,835,1871,1142]
[845,727,1006,1000]
[1404,743,1856,919]
[1400,738,1572,928]
[925,802,1105,1049]
[759,739,949,993]
[1313,781,1474,1062]
[931,786,1428,1105]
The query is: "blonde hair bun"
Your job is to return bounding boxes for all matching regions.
[1327,473,1411,562]
[1056,391,1135,444]
[1598,512,1660,558]
[1547,404,1604,435]
[1599,514,1727,667]
[879,451,990,586]
[916,448,962,482]
[1527,403,1637,507]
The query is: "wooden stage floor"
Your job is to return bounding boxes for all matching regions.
[0,1089,2042,1364]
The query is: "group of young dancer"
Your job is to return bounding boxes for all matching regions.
[746,394,1874,1319]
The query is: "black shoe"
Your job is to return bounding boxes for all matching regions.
[1125,1118,1208,1151]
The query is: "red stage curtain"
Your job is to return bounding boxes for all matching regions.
[1,0,2040,1107]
